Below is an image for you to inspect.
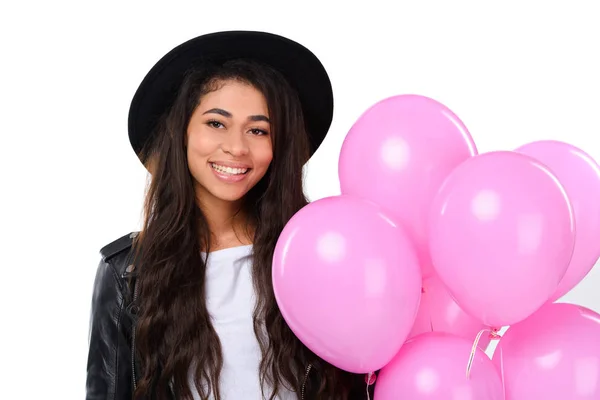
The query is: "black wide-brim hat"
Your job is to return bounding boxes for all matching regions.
[128,30,334,163]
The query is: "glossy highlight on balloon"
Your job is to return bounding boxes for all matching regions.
[272,195,422,373]
[338,94,477,279]
[375,332,503,400]
[516,140,600,301]
[428,151,576,327]
[493,303,600,399]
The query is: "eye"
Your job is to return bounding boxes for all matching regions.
[207,120,224,129]
[250,128,269,136]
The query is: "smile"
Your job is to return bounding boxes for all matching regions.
[210,163,249,175]
[209,162,251,183]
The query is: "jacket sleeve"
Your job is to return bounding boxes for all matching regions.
[86,259,133,400]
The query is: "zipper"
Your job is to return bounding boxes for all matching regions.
[301,363,312,400]
[131,277,140,391]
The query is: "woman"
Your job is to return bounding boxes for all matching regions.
[86,31,374,400]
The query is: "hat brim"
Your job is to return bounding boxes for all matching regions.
[128,30,334,162]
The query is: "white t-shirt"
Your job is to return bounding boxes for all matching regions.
[189,245,297,400]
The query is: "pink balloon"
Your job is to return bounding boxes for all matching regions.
[272,195,422,373]
[408,275,492,351]
[375,332,503,400]
[493,302,600,399]
[408,288,433,338]
[516,140,600,300]
[429,151,575,327]
[338,94,477,278]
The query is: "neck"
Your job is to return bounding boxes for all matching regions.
[196,192,253,251]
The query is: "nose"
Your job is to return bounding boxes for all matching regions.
[221,130,249,156]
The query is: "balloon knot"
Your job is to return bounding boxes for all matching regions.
[489,328,502,340]
[365,372,376,385]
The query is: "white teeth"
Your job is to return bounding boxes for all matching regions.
[211,163,248,175]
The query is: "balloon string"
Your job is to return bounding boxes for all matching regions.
[365,371,374,400]
[466,327,501,379]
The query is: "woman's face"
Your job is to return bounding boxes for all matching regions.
[186,79,273,204]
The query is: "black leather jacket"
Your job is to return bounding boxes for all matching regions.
[86,233,376,399]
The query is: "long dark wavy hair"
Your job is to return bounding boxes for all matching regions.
[130,59,358,400]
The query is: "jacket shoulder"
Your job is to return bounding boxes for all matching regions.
[100,232,138,262]
[87,233,137,399]
[99,232,139,277]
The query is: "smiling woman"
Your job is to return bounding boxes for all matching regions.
[85,30,372,400]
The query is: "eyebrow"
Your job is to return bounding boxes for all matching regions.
[202,108,270,123]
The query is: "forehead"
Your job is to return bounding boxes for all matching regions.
[198,79,269,116]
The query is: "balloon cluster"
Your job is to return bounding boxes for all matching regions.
[272,94,600,399]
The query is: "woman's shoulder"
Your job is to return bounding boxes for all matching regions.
[98,231,139,279]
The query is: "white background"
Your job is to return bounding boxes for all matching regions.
[2,1,600,398]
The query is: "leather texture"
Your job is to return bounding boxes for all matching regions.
[86,232,137,400]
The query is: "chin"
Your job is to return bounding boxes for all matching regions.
[209,188,249,203]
